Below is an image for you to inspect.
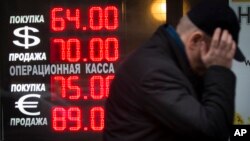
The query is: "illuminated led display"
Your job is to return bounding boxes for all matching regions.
[51,37,119,63]
[49,3,120,135]
[51,75,114,101]
[51,106,105,132]
[0,0,123,141]
[51,6,119,31]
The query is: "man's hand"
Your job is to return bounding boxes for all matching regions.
[201,28,236,69]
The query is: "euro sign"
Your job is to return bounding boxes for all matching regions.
[13,26,40,49]
[15,94,41,116]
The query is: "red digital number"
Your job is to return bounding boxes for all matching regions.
[51,6,119,31]
[51,8,80,31]
[89,6,118,30]
[90,38,104,62]
[52,38,81,62]
[67,76,81,99]
[51,75,80,100]
[105,37,119,62]
[51,37,119,62]
[52,39,66,61]
[89,7,103,30]
[105,6,118,30]
[90,37,119,62]
[90,107,105,131]
[68,107,81,131]
[51,75,114,100]
[90,75,115,99]
[90,76,104,100]
[67,38,81,62]
[51,8,65,31]
[66,8,80,29]
[52,107,66,131]
[52,107,81,131]
[105,75,115,97]
[52,107,105,132]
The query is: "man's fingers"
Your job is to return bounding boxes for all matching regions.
[224,34,233,53]
[202,27,236,69]
[207,28,222,57]
[219,30,229,51]
[227,41,236,59]
[210,28,221,49]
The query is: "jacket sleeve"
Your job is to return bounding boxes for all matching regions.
[140,65,236,139]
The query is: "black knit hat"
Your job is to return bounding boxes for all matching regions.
[187,0,245,62]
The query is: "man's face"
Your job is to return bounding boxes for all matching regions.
[176,16,212,76]
[196,38,211,76]
[184,32,211,76]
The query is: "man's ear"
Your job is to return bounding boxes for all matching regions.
[188,31,204,50]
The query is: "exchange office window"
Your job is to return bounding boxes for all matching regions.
[0,0,167,141]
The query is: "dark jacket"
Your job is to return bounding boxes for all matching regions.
[103,24,236,141]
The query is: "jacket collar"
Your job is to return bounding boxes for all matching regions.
[160,24,193,79]
[157,24,202,98]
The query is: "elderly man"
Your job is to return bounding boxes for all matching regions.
[103,0,245,141]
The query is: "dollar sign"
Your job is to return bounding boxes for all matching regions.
[13,26,41,49]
